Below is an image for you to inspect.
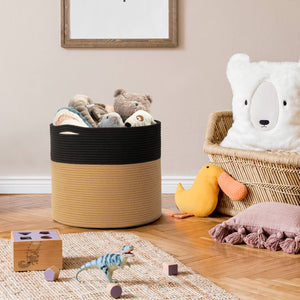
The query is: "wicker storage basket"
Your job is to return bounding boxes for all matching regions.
[203,111,300,216]
[50,122,161,228]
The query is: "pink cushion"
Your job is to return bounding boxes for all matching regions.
[209,202,300,254]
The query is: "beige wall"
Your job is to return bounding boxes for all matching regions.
[1,0,300,177]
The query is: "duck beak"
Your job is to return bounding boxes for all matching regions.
[217,171,247,201]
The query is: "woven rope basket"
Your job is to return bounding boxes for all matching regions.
[203,111,300,216]
[50,122,161,228]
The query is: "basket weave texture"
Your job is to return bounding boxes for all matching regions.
[50,122,161,228]
[203,111,300,216]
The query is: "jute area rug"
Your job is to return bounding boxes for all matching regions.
[0,231,236,299]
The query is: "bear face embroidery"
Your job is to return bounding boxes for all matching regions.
[249,81,279,131]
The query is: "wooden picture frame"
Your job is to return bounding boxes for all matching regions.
[61,0,177,48]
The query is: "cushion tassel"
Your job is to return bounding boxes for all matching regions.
[208,223,230,243]
[225,227,246,244]
[244,228,267,249]
[264,232,284,251]
[280,235,300,254]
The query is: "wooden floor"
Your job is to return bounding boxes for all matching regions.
[0,194,299,299]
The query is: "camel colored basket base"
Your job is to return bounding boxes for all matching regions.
[51,160,161,228]
[203,111,300,216]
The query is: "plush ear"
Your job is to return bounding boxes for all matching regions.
[228,53,250,65]
[114,89,126,97]
[226,54,251,87]
[69,94,93,106]
[227,53,250,74]
[145,94,153,103]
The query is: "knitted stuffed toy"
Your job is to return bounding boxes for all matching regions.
[90,103,109,124]
[113,89,153,121]
[69,94,108,128]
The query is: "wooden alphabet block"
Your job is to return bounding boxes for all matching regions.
[106,283,122,298]
[11,230,62,272]
[163,262,178,275]
[44,265,60,281]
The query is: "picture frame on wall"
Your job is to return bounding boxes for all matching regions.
[61,0,177,48]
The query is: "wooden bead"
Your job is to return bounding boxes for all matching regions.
[106,283,122,299]
[44,265,60,281]
[163,262,178,275]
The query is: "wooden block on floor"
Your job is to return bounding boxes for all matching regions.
[44,265,60,281]
[11,230,62,272]
[106,283,122,298]
[163,262,178,275]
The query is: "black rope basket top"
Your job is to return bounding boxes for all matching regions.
[50,121,161,165]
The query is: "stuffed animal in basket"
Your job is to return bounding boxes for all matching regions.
[172,164,247,218]
[69,94,108,128]
[124,110,156,127]
[53,107,91,128]
[97,112,124,128]
[221,53,300,152]
[113,89,153,121]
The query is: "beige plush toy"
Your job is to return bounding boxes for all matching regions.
[69,94,108,128]
[113,89,153,121]
[90,103,109,124]
[124,110,156,127]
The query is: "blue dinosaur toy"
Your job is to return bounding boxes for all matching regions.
[75,245,134,283]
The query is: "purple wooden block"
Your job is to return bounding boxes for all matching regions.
[44,266,59,281]
[111,285,122,298]
[163,262,178,275]
[106,284,122,299]
[44,269,55,281]
[168,264,178,275]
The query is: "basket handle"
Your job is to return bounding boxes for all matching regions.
[50,124,91,135]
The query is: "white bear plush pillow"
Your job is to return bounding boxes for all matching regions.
[221,54,300,152]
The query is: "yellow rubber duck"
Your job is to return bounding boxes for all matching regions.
[175,164,247,217]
